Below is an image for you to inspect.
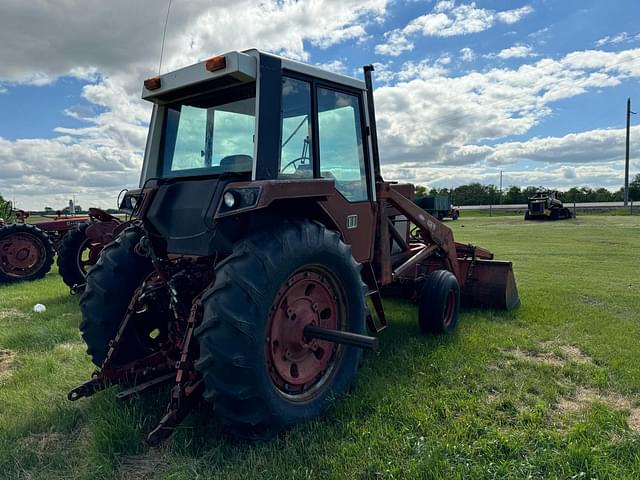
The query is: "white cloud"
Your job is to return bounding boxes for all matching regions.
[489,44,536,60]
[375,2,534,56]
[495,5,534,25]
[596,31,640,47]
[375,30,415,56]
[459,47,475,61]
[372,46,640,187]
[485,126,640,166]
[314,60,348,74]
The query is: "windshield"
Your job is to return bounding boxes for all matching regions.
[161,84,256,177]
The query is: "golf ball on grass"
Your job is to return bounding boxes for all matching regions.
[33,304,46,313]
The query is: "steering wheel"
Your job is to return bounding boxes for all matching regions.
[280,156,311,174]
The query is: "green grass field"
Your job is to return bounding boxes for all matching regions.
[1,215,639,479]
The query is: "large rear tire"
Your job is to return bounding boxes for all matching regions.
[0,223,54,283]
[195,220,367,439]
[79,226,154,367]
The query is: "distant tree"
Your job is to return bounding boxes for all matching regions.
[612,188,624,201]
[629,173,640,201]
[414,185,427,198]
[504,186,524,204]
[452,183,482,205]
[593,188,614,202]
[562,187,582,203]
[0,193,14,223]
[44,206,53,212]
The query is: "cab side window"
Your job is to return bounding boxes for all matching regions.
[317,88,368,202]
[279,77,313,178]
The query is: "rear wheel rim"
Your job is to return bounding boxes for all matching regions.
[0,232,47,278]
[266,267,344,401]
[442,289,456,327]
[76,237,102,277]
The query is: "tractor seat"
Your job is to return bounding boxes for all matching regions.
[219,154,253,172]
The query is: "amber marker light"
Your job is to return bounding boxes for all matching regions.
[205,55,226,72]
[144,77,161,90]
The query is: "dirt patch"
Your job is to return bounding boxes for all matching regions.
[0,308,29,321]
[500,347,565,367]
[118,447,172,480]
[579,294,605,307]
[501,343,594,368]
[0,349,17,379]
[557,387,629,413]
[556,387,640,433]
[20,432,66,457]
[628,408,640,433]
[557,344,592,364]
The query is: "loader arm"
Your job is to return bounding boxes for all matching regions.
[375,181,518,311]
[377,182,464,286]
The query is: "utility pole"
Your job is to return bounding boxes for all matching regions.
[624,98,636,207]
[499,170,503,204]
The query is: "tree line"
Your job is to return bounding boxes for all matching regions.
[416,174,640,206]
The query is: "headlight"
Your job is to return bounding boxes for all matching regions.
[218,187,261,215]
[223,191,237,208]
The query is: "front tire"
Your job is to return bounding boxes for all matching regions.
[418,270,460,334]
[195,220,367,439]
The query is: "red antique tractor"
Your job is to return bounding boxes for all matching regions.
[68,50,519,445]
[0,208,122,288]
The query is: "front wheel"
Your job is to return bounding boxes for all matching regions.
[418,270,460,334]
[195,220,367,439]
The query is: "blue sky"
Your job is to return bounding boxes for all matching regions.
[0,0,638,209]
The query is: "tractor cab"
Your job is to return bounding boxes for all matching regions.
[123,50,377,261]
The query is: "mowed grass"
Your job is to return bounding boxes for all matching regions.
[1,215,639,479]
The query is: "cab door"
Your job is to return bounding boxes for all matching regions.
[277,74,376,263]
[314,85,376,263]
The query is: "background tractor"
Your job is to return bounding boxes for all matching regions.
[0,207,122,287]
[525,190,573,220]
[69,50,519,445]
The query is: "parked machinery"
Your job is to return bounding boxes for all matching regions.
[525,190,573,220]
[0,208,122,287]
[415,195,459,220]
[69,50,520,444]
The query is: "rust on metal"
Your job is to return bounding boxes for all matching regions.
[266,269,341,395]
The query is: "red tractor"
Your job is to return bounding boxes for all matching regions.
[68,50,519,445]
[0,208,122,288]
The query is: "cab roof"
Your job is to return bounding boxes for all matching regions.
[142,49,366,103]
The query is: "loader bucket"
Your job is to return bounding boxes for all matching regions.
[458,259,520,310]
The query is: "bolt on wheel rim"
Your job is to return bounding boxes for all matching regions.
[266,268,344,400]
